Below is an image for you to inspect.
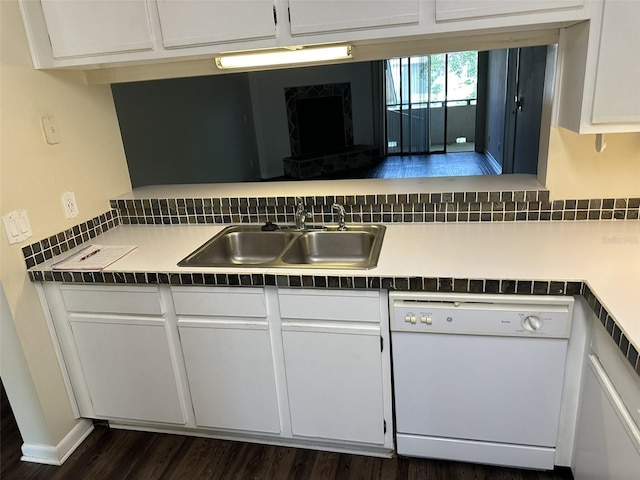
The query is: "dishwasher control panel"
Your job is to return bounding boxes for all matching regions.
[390,293,573,338]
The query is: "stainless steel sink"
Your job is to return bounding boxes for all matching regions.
[281,226,384,268]
[178,224,385,269]
[178,227,296,266]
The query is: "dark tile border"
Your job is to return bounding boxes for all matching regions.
[581,283,640,377]
[111,193,640,226]
[22,210,119,270]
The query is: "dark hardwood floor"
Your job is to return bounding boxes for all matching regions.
[342,153,502,179]
[269,152,502,182]
[2,384,573,480]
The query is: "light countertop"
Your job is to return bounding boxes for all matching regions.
[33,220,640,355]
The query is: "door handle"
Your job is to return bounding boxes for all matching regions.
[515,95,524,112]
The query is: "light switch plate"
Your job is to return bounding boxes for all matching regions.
[2,210,32,244]
[41,115,61,144]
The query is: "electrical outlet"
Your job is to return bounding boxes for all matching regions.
[62,192,78,219]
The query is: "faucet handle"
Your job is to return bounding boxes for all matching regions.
[332,203,347,230]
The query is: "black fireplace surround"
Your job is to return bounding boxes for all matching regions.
[283,82,378,179]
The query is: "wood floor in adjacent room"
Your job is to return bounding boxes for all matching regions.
[350,152,502,179]
[2,388,574,480]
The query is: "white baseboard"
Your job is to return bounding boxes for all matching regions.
[21,419,94,465]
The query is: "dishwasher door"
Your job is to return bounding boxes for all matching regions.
[389,291,574,470]
[393,331,568,468]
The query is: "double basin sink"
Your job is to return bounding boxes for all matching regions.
[178,224,385,269]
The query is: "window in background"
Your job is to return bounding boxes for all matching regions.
[385,52,478,155]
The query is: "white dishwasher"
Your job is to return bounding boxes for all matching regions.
[390,292,574,470]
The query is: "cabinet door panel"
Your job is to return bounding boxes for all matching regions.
[40,0,153,58]
[70,320,186,424]
[179,324,280,433]
[157,0,276,48]
[282,329,384,444]
[435,0,584,22]
[288,0,419,35]
[591,0,640,124]
[573,355,640,479]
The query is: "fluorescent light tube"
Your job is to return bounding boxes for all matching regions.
[215,45,352,70]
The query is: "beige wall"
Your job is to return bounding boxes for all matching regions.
[0,0,132,445]
[544,127,640,199]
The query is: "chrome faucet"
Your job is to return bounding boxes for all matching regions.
[332,203,347,231]
[295,196,311,230]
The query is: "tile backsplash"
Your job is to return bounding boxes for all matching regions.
[21,210,119,269]
[112,191,640,226]
[19,190,639,271]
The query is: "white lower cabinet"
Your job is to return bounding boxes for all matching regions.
[573,355,640,479]
[41,283,393,455]
[172,287,280,434]
[69,318,186,424]
[45,284,188,424]
[282,328,385,444]
[278,289,390,446]
[572,315,640,479]
[179,324,280,433]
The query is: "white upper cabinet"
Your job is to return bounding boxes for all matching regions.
[590,0,640,125]
[156,0,276,48]
[555,0,640,133]
[435,0,585,22]
[39,0,154,58]
[288,0,420,35]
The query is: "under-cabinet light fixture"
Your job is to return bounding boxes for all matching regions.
[215,45,352,70]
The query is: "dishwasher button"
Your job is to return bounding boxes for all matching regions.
[404,314,417,324]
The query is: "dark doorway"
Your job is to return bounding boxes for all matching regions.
[481,45,550,174]
[509,45,549,174]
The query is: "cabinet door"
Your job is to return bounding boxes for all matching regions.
[282,326,385,444]
[156,0,276,48]
[40,0,154,58]
[288,0,419,36]
[435,0,584,22]
[591,0,640,124]
[69,318,186,424]
[573,355,640,479]
[178,321,280,433]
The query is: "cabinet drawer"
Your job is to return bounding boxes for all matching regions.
[171,287,267,318]
[60,285,163,315]
[278,289,381,323]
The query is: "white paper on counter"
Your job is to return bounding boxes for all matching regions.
[51,244,137,271]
